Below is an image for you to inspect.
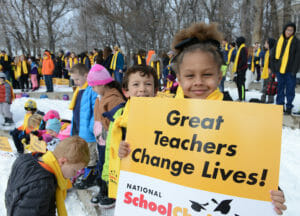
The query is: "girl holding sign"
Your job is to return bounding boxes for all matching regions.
[119,22,287,215]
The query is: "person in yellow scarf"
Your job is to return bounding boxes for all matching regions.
[0,50,13,83]
[117,22,287,214]
[253,42,262,81]
[261,38,276,103]
[134,49,146,66]
[5,136,90,216]
[16,55,29,92]
[272,22,300,115]
[110,46,124,83]
[69,64,99,191]
[233,36,248,101]
[107,65,158,201]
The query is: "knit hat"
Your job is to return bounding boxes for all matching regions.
[43,110,60,122]
[0,72,6,79]
[46,118,61,134]
[87,64,114,86]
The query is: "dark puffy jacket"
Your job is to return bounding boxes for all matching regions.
[5,153,57,216]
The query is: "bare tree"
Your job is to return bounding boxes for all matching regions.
[252,0,264,44]
[28,0,70,52]
[283,0,292,25]
[0,1,12,55]
[270,0,280,38]
[240,0,253,45]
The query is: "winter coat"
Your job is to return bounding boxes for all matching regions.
[95,88,125,131]
[0,82,12,103]
[0,54,12,71]
[103,54,114,74]
[270,22,300,75]
[42,52,55,75]
[71,86,98,142]
[5,153,56,216]
[30,62,38,75]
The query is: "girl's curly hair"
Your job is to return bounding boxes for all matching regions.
[171,22,224,74]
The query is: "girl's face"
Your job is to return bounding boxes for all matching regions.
[92,85,105,96]
[178,50,222,99]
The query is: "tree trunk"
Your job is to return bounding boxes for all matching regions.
[0,16,12,56]
[283,0,292,25]
[252,0,264,44]
[241,0,252,45]
[270,0,279,38]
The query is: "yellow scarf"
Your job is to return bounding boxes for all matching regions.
[110,51,119,70]
[69,58,78,69]
[22,60,28,74]
[275,34,294,74]
[175,86,223,100]
[224,43,229,51]
[83,57,87,65]
[261,50,270,79]
[23,112,32,131]
[251,54,255,72]
[92,53,98,65]
[0,54,8,61]
[233,43,245,73]
[41,151,72,216]
[227,47,234,64]
[69,82,88,110]
[166,80,173,94]
[15,62,22,79]
[108,100,130,198]
[255,48,261,64]
[137,55,142,65]
[175,85,184,98]
[151,61,160,78]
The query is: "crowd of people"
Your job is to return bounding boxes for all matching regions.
[1,20,299,215]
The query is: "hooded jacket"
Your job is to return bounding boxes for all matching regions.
[5,153,56,216]
[271,22,300,75]
[42,51,55,76]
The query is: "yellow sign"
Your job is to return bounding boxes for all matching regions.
[0,136,12,152]
[29,134,47,153]
[121,97,282,201]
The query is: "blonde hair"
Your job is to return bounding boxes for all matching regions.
[53,136,90,166]
[28,114,43,129]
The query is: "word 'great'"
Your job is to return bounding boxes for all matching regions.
[166,110,225,130]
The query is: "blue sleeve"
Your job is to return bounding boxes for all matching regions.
[89,89,98,134]
[116,53,124,71]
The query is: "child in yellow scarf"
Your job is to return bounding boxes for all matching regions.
[106,65,159,201]
[5,136,90,216]
[118,22,287,215]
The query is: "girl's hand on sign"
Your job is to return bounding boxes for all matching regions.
[270,190,287,215]
[119,141,131,159]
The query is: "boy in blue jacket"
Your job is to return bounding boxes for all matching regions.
[69,63,99,189]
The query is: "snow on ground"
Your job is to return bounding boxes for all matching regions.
[14,85,73,93]
[0,87,299,215]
